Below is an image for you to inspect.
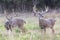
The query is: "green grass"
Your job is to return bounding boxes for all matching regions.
[0,15,60,40]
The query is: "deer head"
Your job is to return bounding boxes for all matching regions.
[34,7,49,17]
[5,13,13,21]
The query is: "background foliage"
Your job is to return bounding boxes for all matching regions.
[0,0,60,13]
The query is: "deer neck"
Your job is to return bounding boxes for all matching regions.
[39,17,44,20]
[39,15,44,19]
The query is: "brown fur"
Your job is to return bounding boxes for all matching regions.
[39,17,56,34]
[5,18,26,32]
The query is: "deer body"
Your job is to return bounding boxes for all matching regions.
[39,18,56,29]
[33,7,56,34]
[5,18,26,32]
[38,12,56,34]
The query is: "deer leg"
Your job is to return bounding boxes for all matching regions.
[18,25,25,33]
[5,26,10,31]
[41,29,43,34]
[40,26,46,40]
[40,26,46,34]
[50,27,55,34]
[40,27,43,34]
[44,28,46,34]
[20,26,25,33]
[9,25,12,31]
[6,25,12,35]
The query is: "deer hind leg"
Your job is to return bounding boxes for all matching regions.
[5,26,10,31]
[18,25,25,33]
[20,26,26,33]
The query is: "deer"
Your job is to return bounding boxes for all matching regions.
[4,14,26,33]
[34,7,56,34]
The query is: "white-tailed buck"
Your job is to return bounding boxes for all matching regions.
[5,14,26,32]
[34,7,56,34]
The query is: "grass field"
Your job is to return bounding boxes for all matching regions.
[0,12,60,40]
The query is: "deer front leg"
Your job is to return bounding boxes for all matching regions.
[44,28,46,34]
[40,26,46,40]
[40,26,46,34]
[50,27,55,34]
[9,25,12,31]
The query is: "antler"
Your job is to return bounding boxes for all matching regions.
[5,10,13,20]
[37,7,49,17]
[6,15,13,20]
[41,7,49,14]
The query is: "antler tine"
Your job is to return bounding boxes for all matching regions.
[4,10,9,20]
[45,7,49,12]
[41,7,49,15]
[6,14,13,20]
[6,15,11,20]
